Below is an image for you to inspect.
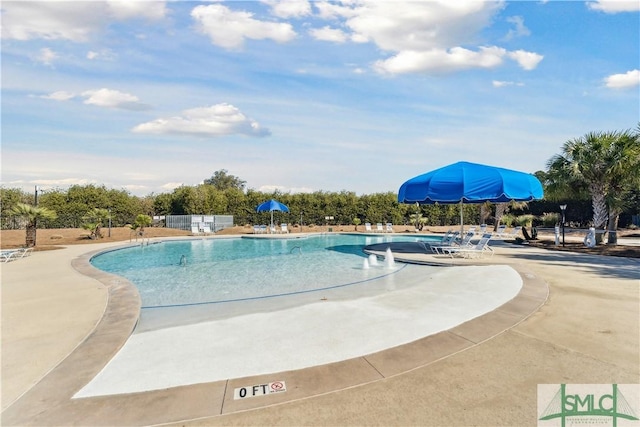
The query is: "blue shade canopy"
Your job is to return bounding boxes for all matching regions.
[256,199,289,213]
[256,199,289,227]
[398,161,544,205]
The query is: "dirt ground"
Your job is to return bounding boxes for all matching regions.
[1,225,639,259]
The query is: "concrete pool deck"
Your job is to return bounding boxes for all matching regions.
[2,234,639,426]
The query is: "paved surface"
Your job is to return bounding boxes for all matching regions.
[1,235,639,426]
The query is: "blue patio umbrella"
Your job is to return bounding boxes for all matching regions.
[256,199,290,227]
[398,161,543,234]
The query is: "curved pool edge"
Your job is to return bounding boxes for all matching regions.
[1,239,549,427]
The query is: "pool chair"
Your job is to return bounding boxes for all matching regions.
[432,231,475,254]
[269,225,277,234]
[466,226,477,235]
[376,223,384,233]
[415,230,458,253]
[385,223,393,233]
[1,250,19,262]
[191,224,201,235]
[505,226,523,239]
[281,224,289,234]
[1,248,33,262]
[201,224,212,235]
[443,233,494,258]
[494,224,507,238]
[365,223,372,232]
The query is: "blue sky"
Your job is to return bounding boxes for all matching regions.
[2,0,638,197]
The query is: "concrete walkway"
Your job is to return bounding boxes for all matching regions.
[1,236,639,426]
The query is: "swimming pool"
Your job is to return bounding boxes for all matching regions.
[90,234,441,309]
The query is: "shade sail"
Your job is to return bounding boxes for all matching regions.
[398,161,543,205]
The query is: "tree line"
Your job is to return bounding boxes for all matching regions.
[2,126,639,244]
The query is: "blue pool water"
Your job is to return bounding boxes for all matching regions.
[91,234,440,308]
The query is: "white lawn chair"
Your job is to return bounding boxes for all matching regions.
[281,223,289,234]
[376,223,384,233]
[1,248,32,262]
[433,231,475,254]
[444,233,494,258]
[385,223,393,233]
[191,224,201,235]
[494,224,507,238]
[201,224,212,235]
[365,223,372,232]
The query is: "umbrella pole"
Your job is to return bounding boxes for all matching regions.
[460,200,464,237]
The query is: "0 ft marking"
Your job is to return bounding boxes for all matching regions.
[234,381,287,400]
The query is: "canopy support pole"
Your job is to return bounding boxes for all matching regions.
[459,200,464,237]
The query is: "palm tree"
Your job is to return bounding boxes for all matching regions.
[8,203,57,247]
[82,208,110,239]
[546,128,640,244]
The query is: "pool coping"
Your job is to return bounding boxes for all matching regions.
[1,237,549,426]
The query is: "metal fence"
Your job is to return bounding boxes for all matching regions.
[164,215,234,232]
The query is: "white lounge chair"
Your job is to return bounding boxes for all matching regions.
[1,248,33,262]
[191,224,201,235]
[385,223,393,233]
[201,224,212,235]
[416,230,458,253]
[433,231,475,254]
[376,223,384,233]
[281,223,289,234]
[492,225,506,237]
[443,233,494,258]
[269,225,277,234]
[365,223,372,232]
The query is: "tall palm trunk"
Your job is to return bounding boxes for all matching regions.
[589,182,608,244]
[494,203,507,231]
[606,208,620,245]
[26,222,37,247]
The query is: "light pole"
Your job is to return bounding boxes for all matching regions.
[108,208,112,237]
[560,204,567,247]
[34,185,39,206]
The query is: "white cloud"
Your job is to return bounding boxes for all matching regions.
[81,88,151,110]
[41,91,77,101]
[86,49,116,61]
[191,4,296,49]
[374,46,507,75]
[161,182,184,192]
[309,26,348,43]
[1,1,167,41]
[587,0,640,13]
[343,1,504,52]
[106,0,167,21]
[262,0,312,18]
[308,1,543,76]
[492,80,524,87]
[132,104,271,138]
[507,50,544,70]
[504,16,531,40]
[35,48,58,65]
[604,69,640,89]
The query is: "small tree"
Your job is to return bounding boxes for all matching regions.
[82,208,109,239]
[8,203,57,247]
[353,217,361,231]
[127,214,153,240]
